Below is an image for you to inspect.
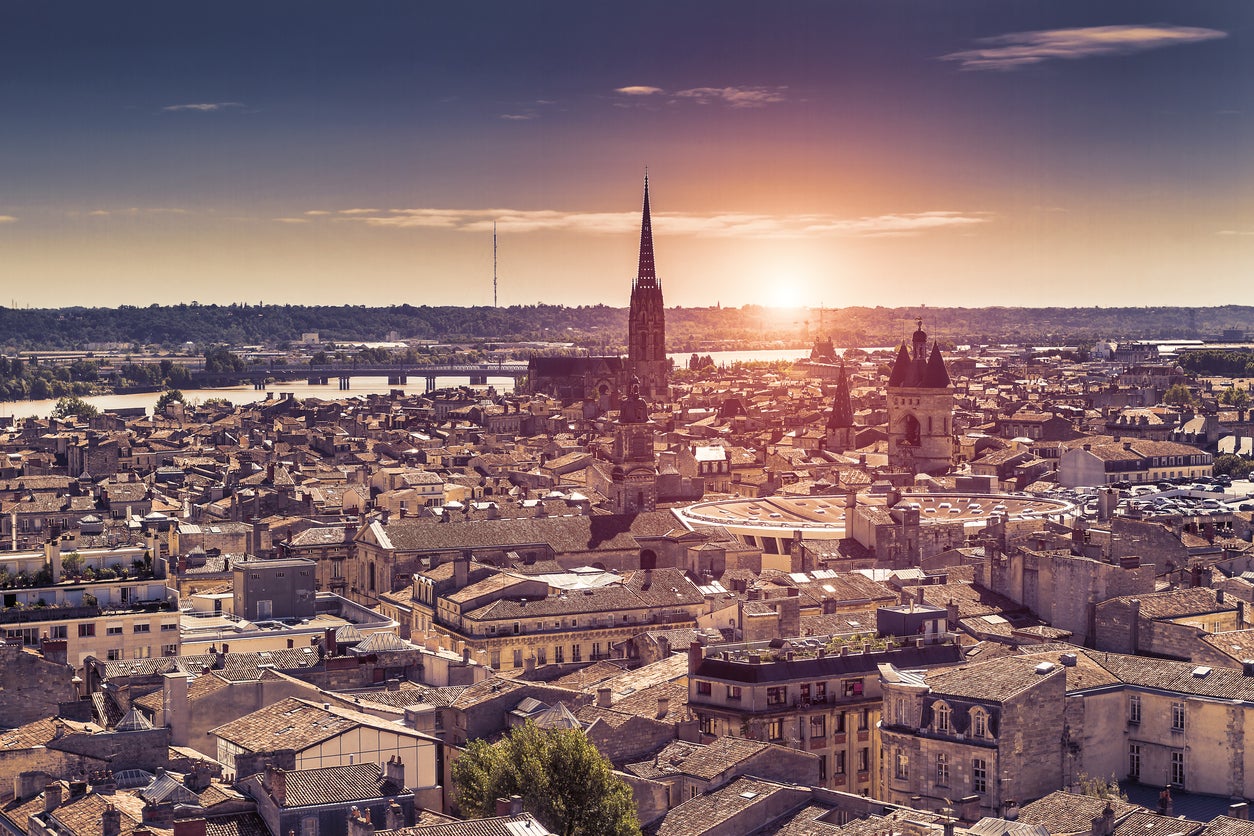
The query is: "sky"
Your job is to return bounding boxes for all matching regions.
[1,1,1252,310]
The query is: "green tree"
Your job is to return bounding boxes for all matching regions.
[1073,772,1128,802]
[1162,383,1194,407]
[156,388,185,413]
[51,395,99,419]
[452,722,640,836]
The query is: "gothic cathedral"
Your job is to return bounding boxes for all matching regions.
[627,174,668,401]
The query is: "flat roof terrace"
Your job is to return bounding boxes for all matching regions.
[674,493,1077,555]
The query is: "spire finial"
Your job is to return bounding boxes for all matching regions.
[635,172,657,288]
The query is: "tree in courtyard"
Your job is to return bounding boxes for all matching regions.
[51,395,99,419]
[1162,383,1194,407]
[452,721,640,836]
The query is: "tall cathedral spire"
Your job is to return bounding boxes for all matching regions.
[627,172,667,400]
[635,173,658,289]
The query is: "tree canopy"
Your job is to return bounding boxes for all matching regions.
[51,394,99,419]
[452,722,640,836]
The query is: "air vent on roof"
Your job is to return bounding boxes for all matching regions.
[739,791,759,800]
[1193,666,1212,678]
[1059,653,1077,667]
[1034,662,1055,675]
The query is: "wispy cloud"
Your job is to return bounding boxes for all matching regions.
[614,84,787,108]
[273,217,310,224]
[0,215,16,224]
[1218,229,1254,237]
[79,207,190,217]
[615,85,664,97]
[500,113,537,121]
[161,101,246,112]
[299,207,988,239]
[941,25,1226,71]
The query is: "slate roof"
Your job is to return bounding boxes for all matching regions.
[209,698,357,752]
[1019,791,1141,835]
[257,763,406,807]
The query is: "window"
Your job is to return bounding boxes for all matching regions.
[768,718,784,741]
[935,702,951,733]
[1171,701,1185,731]
[727,685,742,701]
[700,715,716,735]
[160,622,178,631]
[554,645,564,664]
[1129,744,1141,781]
[49,625,67,640]
[843,678,864,698]
[972,758,987,793]
[536,647,546,665]
[834,712,846,733]
[513,621,520,634]
[133,623,150,633]
[895,699,909,726]
[162,644,178,656]
[1171,751,1185,786]
[810,714,826,738]
[972,708,987,738]
[301,816,318,836]
[859,708,869,731]
[571,644,582,663]
[835,751,846,775]
[858,747,869,773]
[696,681,712,695]
[800,684,811,704]
[106,626,123,636]
[133,646,150,659]
[819,755,828,783]
[1128,694,1141,724]
[512,649,523,668]
[936,753,950,786]
[106,649,121,661]
[78,624,95,637]
[489,651,500,669]
[592,642,602,659]
[814,682,827,703]
[895,750,909,779]
[767,686,787,706]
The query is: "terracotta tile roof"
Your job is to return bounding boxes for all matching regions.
[924,654,1065,702]
[209,697,357,752]
[653,776,810,836]
[1019,790,1141,835]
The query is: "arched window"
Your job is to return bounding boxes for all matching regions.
[934,701,951,733]
[971,708,987,738]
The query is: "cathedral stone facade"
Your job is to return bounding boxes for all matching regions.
[529,176,668,405]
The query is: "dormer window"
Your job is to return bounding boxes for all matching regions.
[935,701,952,733]
[971,708,988,738]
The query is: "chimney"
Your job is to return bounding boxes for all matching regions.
[162,672,191,747]
[347,807,374,836]
[173,820,207,836]
[687,641,704,675]
[1229,803,1250,821]
[382,755,404,787]
[266,766,287,806]
[384,802,404,831]
[946,599,959,631]
[43,783,63,814]
[597,686,612,708]
[1243,659,1254,677]
[656,695,670,718]
[102,804,122,836]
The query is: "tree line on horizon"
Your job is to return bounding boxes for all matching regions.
[2,302,1253,351]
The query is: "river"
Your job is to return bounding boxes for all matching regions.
[0,346,890,421]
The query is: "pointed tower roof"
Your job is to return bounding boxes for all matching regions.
[923,343,951,388]
[887,343,913,387]
[635,173,658,289]
[827,363,855,429]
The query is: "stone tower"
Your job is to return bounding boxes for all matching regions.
[886,319,953,475]
[609,378,658,514]
[826,361,857,454]
[628,174,668,401]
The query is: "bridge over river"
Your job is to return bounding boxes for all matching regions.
[188,362,529,392]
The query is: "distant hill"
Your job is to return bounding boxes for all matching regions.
[1,303,1250,351]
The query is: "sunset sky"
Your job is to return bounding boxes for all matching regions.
[1,1,1251,310]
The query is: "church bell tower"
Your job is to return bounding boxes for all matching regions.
[628,174,668,401]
